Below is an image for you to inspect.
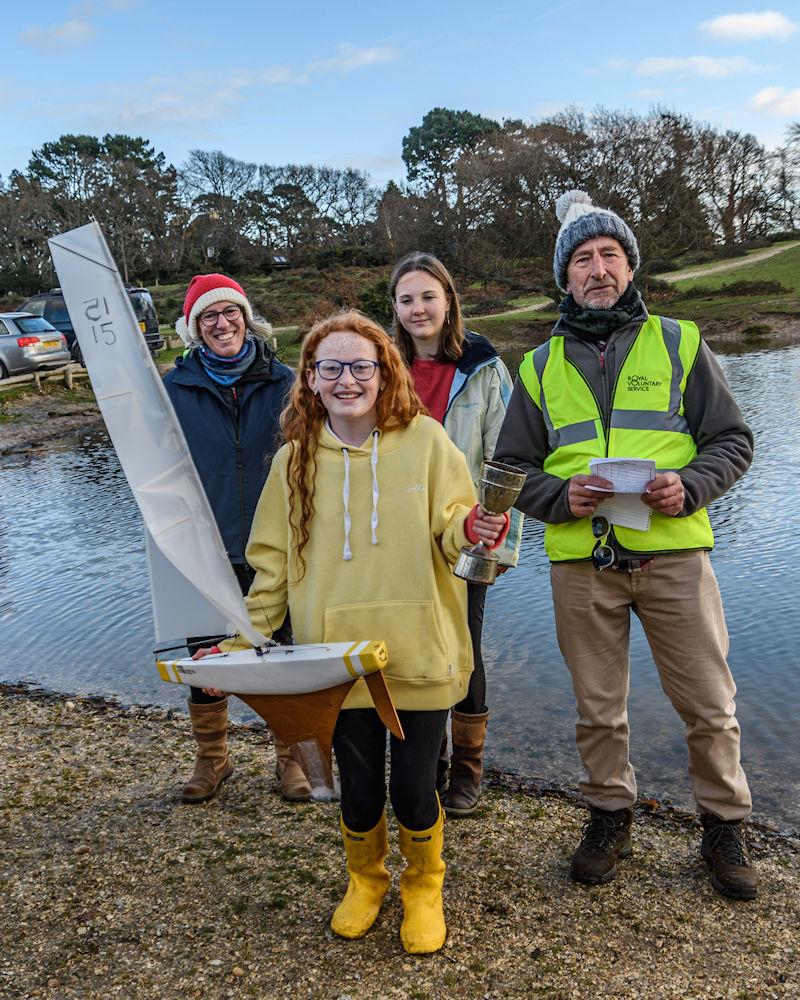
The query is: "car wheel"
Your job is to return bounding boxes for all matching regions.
[0,361,8,380]
[70,342,84,366]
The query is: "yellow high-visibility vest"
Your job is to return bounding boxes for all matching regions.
[518,315,714,561]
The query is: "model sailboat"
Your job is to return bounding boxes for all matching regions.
[47,222,402,791]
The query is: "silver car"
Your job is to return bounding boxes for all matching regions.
[0,313,71,379]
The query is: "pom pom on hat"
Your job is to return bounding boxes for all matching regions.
[552,191,640,293]
[555,190,593,224]
[176,273,253,345]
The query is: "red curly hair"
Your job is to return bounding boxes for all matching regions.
[280,310,423,576]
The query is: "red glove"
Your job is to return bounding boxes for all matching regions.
[465,506,511,549]
[191,644,221,660]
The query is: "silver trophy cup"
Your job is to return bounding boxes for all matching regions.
[454,460,526,585]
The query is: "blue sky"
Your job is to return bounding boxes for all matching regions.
[2,1,799,186]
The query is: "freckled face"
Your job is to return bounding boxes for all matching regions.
[306,331,383,434]
[566,237,633,310]
[393,270,450,357]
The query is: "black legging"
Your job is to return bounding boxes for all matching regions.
[454,582,487,714]
[333,708,449,832]
[189,562,292,704]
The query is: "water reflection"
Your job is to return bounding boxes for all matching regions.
[1,345,798,831]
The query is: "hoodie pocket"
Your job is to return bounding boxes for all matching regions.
[322,600,450,682]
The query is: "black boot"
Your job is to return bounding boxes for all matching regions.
[700,814,759,900]
[570,806,633,885]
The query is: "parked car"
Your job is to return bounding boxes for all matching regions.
[0,314,71,379]
[18,287,165,363]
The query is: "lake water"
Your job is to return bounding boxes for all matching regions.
[1,344,798,832]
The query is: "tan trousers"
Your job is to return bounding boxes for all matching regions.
[550,551,751,820]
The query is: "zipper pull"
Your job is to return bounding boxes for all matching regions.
[598,340,606,372]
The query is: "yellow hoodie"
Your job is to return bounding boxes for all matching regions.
[232,414,476,710]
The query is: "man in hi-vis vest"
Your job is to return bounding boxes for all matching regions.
[494,191,757,900]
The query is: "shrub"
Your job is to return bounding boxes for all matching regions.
[642,258,678,274]
[741,323,772,339]
[358,276,392,327]
[295,298,341,340]
[309,245,391,270]
[465,296,511,315]
[679,280,790,299]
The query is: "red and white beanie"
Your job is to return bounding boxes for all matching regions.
[175,273,253,346]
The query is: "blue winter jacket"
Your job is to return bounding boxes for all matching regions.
[163,339,294,564]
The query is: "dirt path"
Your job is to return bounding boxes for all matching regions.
[658,242,800,283]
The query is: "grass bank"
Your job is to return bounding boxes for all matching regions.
[149,253,800,367]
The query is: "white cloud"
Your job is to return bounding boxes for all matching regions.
[308,43,399,75]
[748,85,800,115]
[76,74,251,132]
[700,11,798,41]
[634,55,765,77]
[12,41,398,137]
[20,19,95,48]
[635,88,666,99]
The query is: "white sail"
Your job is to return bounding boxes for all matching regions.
[47,221,267,648]
[144,527,228,642]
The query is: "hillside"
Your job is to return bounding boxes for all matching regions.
[123,242,800,367]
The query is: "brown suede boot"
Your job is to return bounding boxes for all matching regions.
[274,738,312,802]
[182,699,234,804]
[444,710,489,818]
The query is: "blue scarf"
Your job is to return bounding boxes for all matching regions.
[198,335,256,385]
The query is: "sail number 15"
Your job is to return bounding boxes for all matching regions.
[83,297,117,345]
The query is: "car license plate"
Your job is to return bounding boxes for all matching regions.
[40,339,60,349]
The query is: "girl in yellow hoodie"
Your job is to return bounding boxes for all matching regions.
[202,310,507,953]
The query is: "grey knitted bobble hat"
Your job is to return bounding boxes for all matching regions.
[552,190,640,292]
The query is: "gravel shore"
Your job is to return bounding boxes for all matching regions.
[2,685,798,1000]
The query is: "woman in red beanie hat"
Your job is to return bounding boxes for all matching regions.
[164,273,311,803]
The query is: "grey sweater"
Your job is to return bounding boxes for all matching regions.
[492,303,754,559]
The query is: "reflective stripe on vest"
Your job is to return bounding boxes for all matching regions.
[519,315,714,561]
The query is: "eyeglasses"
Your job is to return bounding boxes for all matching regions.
[313,359,380,381]
[591,514,616,571]
[198,305,243,328]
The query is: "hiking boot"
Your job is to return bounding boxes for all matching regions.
[570,806,633,885]
[700,814,759,900]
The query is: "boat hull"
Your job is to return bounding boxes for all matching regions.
[157,640,389,696]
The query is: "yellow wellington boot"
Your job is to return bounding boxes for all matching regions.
[330,814,391,939]
[398,808,447,954]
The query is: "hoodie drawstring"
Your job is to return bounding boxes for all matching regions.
[340,430,380,561]
[370,431,380,545]
[341,448,353,560]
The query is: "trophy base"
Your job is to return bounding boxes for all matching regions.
[453,545,499,585]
